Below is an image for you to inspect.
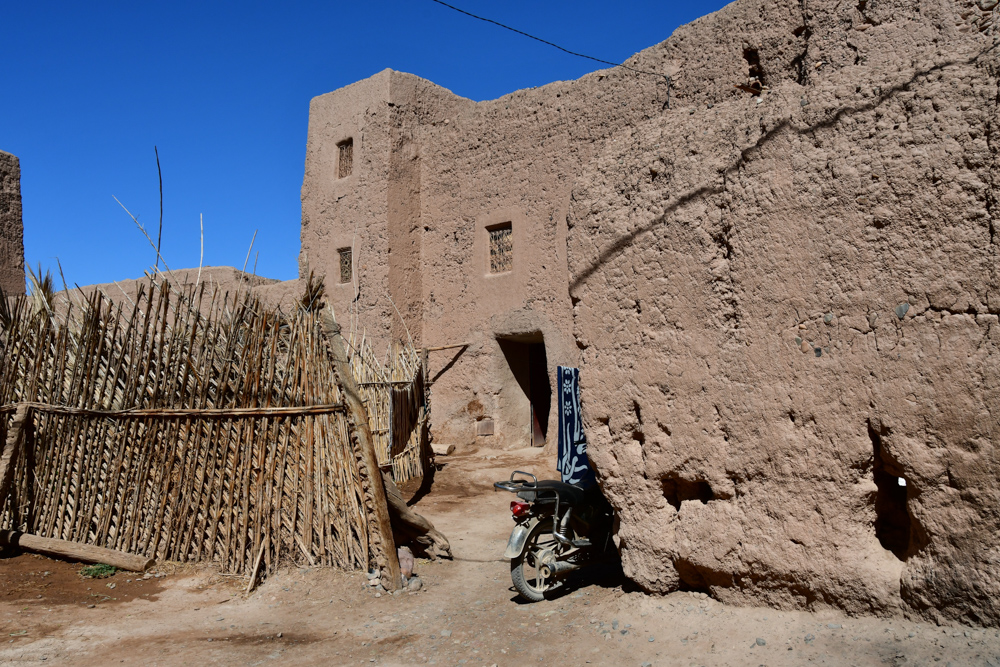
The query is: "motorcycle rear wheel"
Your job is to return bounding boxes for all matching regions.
[511,517,559,602]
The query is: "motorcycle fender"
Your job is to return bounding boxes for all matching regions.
[503,523,533,559]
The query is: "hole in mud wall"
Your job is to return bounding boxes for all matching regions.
[674,557,734,593]
[868,421,913,560]
[662,476,714,511]
[743,47,766,88]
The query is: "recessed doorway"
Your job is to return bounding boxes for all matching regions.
[497,334,550,447]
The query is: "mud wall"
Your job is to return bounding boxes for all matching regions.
[568,0,1000,626]
[0,151,24,296]
[302,64,670,449]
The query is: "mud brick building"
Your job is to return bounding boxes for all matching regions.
[300,68,670,450]
[301,0,1000,626]
[0,151,24,296]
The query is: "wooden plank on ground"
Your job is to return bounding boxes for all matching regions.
[0,530,154,572]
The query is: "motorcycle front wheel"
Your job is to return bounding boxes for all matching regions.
[511,517,559,602]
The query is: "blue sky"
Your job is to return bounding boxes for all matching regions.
[3,0,730,288]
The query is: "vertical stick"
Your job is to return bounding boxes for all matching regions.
[0,404,30,508]
[319,312,400,591]
[246,540,265,594]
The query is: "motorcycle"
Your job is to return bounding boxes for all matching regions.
[494,470,616,602]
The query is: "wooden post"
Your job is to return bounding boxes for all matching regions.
[0,530,155,572]
[319,312,401,591]
[0,404,31,507]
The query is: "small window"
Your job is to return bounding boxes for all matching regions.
[337,138,353,178]
[339,247,353,283]
[488,223,512,274]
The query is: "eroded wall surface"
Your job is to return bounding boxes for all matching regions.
[568,0,1000,625]
[0,151,24,295]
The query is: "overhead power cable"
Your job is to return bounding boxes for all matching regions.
[426,0,672,88]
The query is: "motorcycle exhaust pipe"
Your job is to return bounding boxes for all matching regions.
[540,560,582,579]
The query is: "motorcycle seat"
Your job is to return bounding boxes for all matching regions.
[518,480,587,507]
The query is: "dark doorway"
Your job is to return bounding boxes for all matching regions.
[497,334,551,446]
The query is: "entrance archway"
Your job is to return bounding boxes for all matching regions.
[497,333,550,446]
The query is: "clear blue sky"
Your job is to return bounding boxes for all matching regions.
[3,0,729,288]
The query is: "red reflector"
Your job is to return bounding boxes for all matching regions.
[510,501,530,518]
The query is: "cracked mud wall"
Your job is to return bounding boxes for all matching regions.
[568,0,1000,626]
[0,151,24,296]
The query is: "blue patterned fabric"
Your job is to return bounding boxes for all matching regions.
[557,366,597,489]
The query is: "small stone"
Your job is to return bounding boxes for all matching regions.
[106,583,116,589]
[398,546,415,579]
[756,637,766,646]
[895,302,910,320]
[440,629,452,637]
[824,312,834,324]
[868,312,878,328]
[649,636,655,642]
[277,632,282,638]
[827,623,842,629]
[407,577,423,592]
[795,337,802,345]
[374,592,381,598]
[367,568,380,580]
[368,579,379,587]
[612,619,619,630]
[800,340,811,353]
[814,347,822,357]
[800,98,809,106]
[87,604,95,609]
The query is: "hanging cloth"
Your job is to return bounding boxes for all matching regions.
[557,366,597,489]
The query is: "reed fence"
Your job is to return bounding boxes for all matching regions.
[0,280,389,577]
[348,333,427,485]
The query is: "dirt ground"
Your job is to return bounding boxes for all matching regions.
[0,446,998,666]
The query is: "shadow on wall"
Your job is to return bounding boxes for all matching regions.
[568,43,1000,294]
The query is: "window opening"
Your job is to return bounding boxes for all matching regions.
[337,138,353,178]
[339,248,352,284]
[488,222,513,274]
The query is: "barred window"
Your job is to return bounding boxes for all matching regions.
[488,223,513,274]
[339,248,352,284]
[337,138,353,178]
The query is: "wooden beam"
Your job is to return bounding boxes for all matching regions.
[319,312,401,591]
[0,403,30,508]
[423,343,470,353]
[0,530,154,572]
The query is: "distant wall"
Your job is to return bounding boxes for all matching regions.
[0,151,24,295]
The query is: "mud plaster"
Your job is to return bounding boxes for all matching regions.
[0,151,24,296]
